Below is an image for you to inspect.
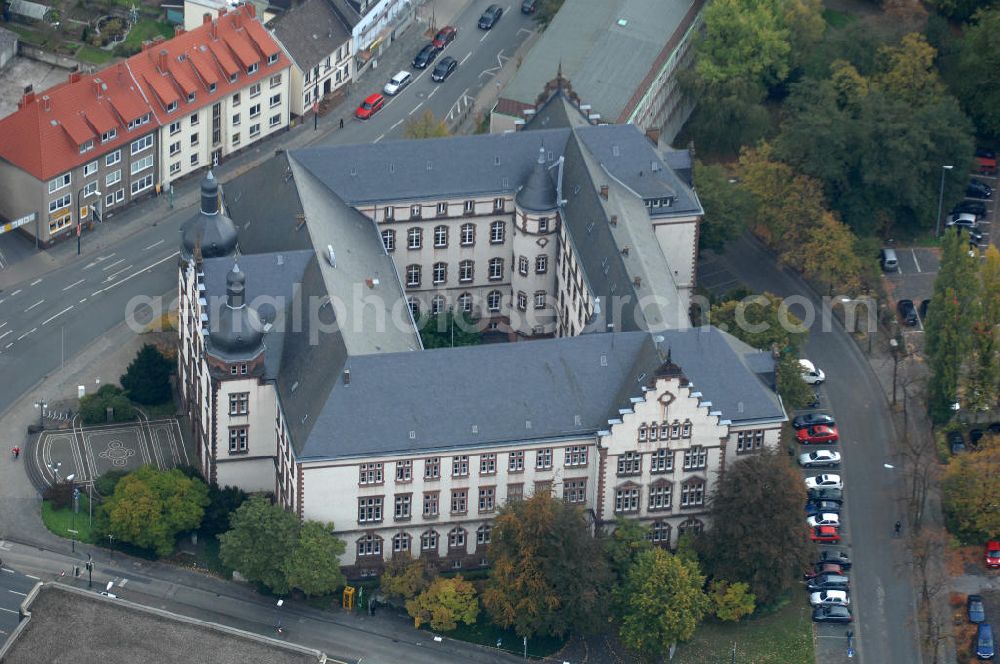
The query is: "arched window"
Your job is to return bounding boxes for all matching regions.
[476,524,492,545]
[356,533,382,557]
[649,520,671,544]
[381,229,395,252]
[678,517,704,537]
[448,527,466,549]
[405,264,421,288]
[406,296,420,319]
[458,292,473,312]
[392,532,411,553]
[459,260,474,282]
[420,530,438,551]
[431,294,446,315]
[648,480,672,511]
[487,290,502,313]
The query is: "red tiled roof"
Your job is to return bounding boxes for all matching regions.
[207,40,239,78]
[0,67,155,181]
[143,71,181,108]
[224,31,258,69]
[167,59,199,97]
[244,19,278,58]
[189,47,219,87]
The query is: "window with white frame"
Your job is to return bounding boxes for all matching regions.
[233,112,241,126]
[131,155,154,175]
[228,426,248,453]
[459,260,473,282]
[382,229,395,252]
[269,114,281,128]
[268,52,279,65]
[356,533,381,556]
[106,170,121,187]
[458,292,472,312]
[187,92,196,103]
[432,262,447,284]
[650,448,673,473]
[269,93,281,108]
[436,202,448,216]
[247,62,259,75]
[407,296,419,319]
[395,460,412,482]
[493,197,504,211]
[232,92,241,106]
[487,290,502,312]
[476,524,492,545]
[250,83,261,98]
[48,173,71,194]
[508,450,524,472]
[518,256,529,276]
[682,420,692,438]
[649,520,671,543]
[448,527,466,548]
[451,455,469,477]
[433,225,448,247]
[421,530,438,550]
[516,291,527,311]
[101,128,117,143]
[463,200,475,214]
[450,490,467,514]
[270,74,282,87]
[535,448,553,470]
[169,141,181,157]
[105,189,124,208]
[615,486,640,513]
[357,496,383,523]
[431,295,445,315]
[538,217,549,232]
[106,150,121,167]
[460,223,475,245]
[563,478,586,503]
[410,204,422,218]
[678,518,704,536]
[680,479,705,507]
[45,192,70,215]
[228,392,249,415]
[648,481,672,511]
[130,174,153,195]
[736,430,765,454]
[535,255,548,274]
[394,494,411,519]
[384,206,395,220]
[84,161,98,177]
[359,462,383,485]
[682,446,707,470]
[392,532,411,552]
[406,264,421,288]
[564,445,588,467]
[488,258,503,280]
[83,181,98,197]
[617,451,642,476]
[479,453,496,475]
[79,139,94,154]
[490,220,505,243]
[534,291,546,309]
[249,123,261,138]
[478,487,495,513]
[130,134,153,155]
[190,154,199,166]
[423,492,439,516]
[408,227,422,249]
[249,103,261,119]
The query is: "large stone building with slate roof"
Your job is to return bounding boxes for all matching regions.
[178,98,786,575]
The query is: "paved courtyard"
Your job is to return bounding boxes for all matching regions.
[33,418,190,488]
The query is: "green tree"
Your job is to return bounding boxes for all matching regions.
[219,496,298,593]
[79,384,137,425]
[405,575,479,631]
[698,451,812,606]
[954,8,1000,136]
[710,580,757,621]
[603,517,652,583]
[682,76,773,154]
[693,161,754,252]
[616,548,710,659]
[929,0,998,21]
[101,465,209,556]
[943,435,1000,540]
[695,0,792,89]
[404,110,451,139]
[201,484,248,536]
[776,350,815,410]
[283,521,346,596]
[710,292,807,353]
[799,211,863,293]
[120,344,173,405]
[380,555,437,602]
[419,311,482,348]
[483,492,612,638]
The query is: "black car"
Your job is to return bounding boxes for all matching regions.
[412,43,438,69]
[817,550,852,570]
[521,0,537,13]
[971,429,985,446]
[990,422,1000,434]
[792,412,835,429]
[919,299,930,320]
[478,4,503,29]
[968,179,993,199]
[808,487,844,503]
[807,573,850,592]
[954,201,988,217]
[813,605,853,624]
[960,225,986,246]
[949,430,966,455]
[898,299,918,326]
[969,594,987,624]
[431,56,458,82]
[805,499,842,516]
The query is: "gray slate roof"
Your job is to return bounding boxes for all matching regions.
[499,0,697,123]
[270,0,352,71]
[296,327,784,460]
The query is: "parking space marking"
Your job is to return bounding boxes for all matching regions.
[408,102,424,116]
[460,51,472,66]
[24,299,43,312]
[62,279,85,291]
[911,249,921,273]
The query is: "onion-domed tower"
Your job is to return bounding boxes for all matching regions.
[511,146,559,337]
[180,170,238,263]
[205,264,266,376]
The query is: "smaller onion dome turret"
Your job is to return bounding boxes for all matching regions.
[207,264,265,361]
[516,146,559,213]
[180,171,238,262]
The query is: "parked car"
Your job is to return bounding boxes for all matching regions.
[808,487,844,503]
[806,573,850,592]
[478,4,503,28]
[986,541,1000,569]
[947,212,980,230]
[920,299,930,320]
[817,550,852,570]
[880,247,899,272]
[792,412,835,429]
[954,201,988,217]
[412,43,439,69]
[805,499,842,516]
[807,513,841,528]
[971,429,985,446]
[521,0,537,13]
[898,299,918,326]
[431,56,458,82]
[977,623,995,660]
[797,425,839,445]
[383,70,412,96]
[810,590,850,607]
[806,474,843,490]
[812,605,853,623]
[968,179,993,199]
[800,359,825,385]
[949,431,967,455]
[957,225,986,246]
[990,422,1000,434]
[977,148,997,175]
[799,450,841,468]
[810,525,841,543]
[431,25,457,49]
[970,595,987,624]
[354,93,385,119]
[804,562,847,579]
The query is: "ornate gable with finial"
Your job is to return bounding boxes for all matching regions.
[654,347,688,386]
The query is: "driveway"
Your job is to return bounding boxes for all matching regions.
[700,234,919,664]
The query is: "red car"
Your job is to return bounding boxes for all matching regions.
[797,424,839,445]
[987,541,1000,568]
[432,26,457,50]
[811,525,841,543]
[355,93,385,120]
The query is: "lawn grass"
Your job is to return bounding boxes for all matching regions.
[120,18,174,50]
[822,9,856,28]
[141,400,179,420]
[5,23,48,45]
[672,594,815,664]
[76,45,115,65]
[41,497,96,544]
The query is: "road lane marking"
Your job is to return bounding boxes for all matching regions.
[390,119,404,130]
[25,575,39,580]
[427,87,439,99]
[460,51,472,65]
[4,343,11,349]
[63,278,85,291]
[374,133,385,143]
[16,327,36,341]
[105,264,134,281]
[24,300,43,312]
[0,321,5,329]
[480,32,489,42]
[79,298,87,303]
[102,258,126,271]
[911,249,921,273]
[91,252,180,296]
[8,590,25,596]
[0,607,17,614]
[408,102,424,116]
[0,331,10,342]
[29,278,41,286]
[143,239,164,251]
[42,305,74,326]
[10,289,21,297]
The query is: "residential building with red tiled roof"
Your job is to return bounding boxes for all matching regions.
[0,66,159,244]
[126,4,290,187]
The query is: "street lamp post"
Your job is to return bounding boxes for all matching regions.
[275,598,284,633]
[889,338,899,406]
[35,399,47,430]
[935,164,955,237]
[48,461,61,483]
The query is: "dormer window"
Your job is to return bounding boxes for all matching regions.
[187,92,196,103]
[166,101,178,113]
[229,72,238,84]
[267,52,278,65]
[247,62,259,75]
[79,139,94,154]
[208,82,217,93]
[101,128,117,143]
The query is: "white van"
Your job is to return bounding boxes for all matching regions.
[800,359,825,385]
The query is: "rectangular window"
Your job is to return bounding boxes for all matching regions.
[649,483,672,511]
[507,483,524,502]
[359,462,383,485]
[535,448,552,470]
[169,162,180,176]
[79,139,94,154]
[169,121,181,136]
[357,496,383,523]
[268,52,279,65]
[478,487,496,513]
[450,489,467,514]
[479,453,496,475]
[408,227,422,249]
[131,155,154,175]
[421,530,438,550]
[249,103,261,118]
[101,128,117,143]
[48,173,71,194]
[382,230,395,252]
[247,62,259,75]
[83,161,98,177]
[563,478,586,503]
[249,123,260,138]
[130,174,153,195]
[464,200,475,214]
[615,487,640,513]
[187,92,196,103]
[232,92,241,106]
[683,446,708,470]
[424,457,440,480]
[681,482,705,507]
[534,291,547,309]
[130,134,153,155]
[617,452,642,476]
[106,150,121,167]
[451,455,469,477]
[269,113,281,128]
[436,202,448,216]
[508,450,524,473]
[190,133,199,147]
[518,256,529,276]
[105,170,121,187]
[536,255,548,274]
[493,197,504,211]
[83,181,99,197]
[423,491,439,517]
[228,392,249,415]
[384,206,395,220]
[539,217,549,232]
[564,445,588,467]
[395,460,412,482]
[48,193,72,214]
[105,189,124,208]
[250,83,261,98]
[410,204,422,219]
[650,448,674,473]
[232,132,241,147]
[190,154,199,166]
[269,93,281,108]
[394,494,411,520]
[228,426,248,453]
[169,141,181,157]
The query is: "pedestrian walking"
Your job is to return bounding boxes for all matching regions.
[11,446,20,459]
[894,520,902,537]
[339,117,344,129]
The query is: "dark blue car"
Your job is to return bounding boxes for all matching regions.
[978,623,995,660]
[969,595,986,624]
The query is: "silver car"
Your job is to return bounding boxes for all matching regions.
[383,71,412,96]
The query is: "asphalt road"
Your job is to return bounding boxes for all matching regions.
[0,555,37,642]
[717,234,918,664]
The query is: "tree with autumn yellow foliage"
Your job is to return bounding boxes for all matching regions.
[943,434,1000,541]
[403,110,451,139]
[405,575,479,631]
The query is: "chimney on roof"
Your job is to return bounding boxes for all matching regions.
[20,85,35,108]
[232,11,241,28]
[203,12,212,24]
[41,95,51,112]
[175,25,185,36]
[210,19,218,39]
[157,49,168,73]
[117,62,126,81]
[600,184,609,200]
[93,78,104,98]
[245,3,256,17]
